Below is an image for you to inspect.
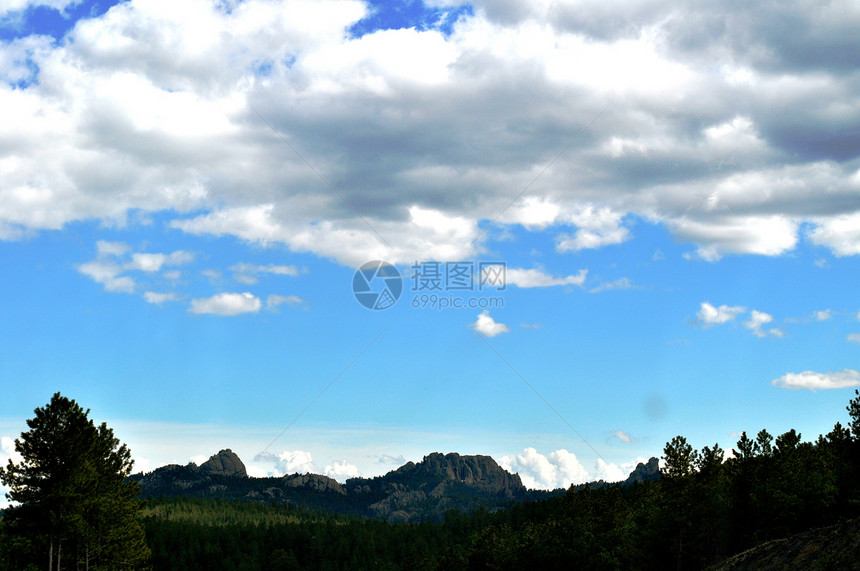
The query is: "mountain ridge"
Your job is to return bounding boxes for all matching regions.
[131,449,659,522]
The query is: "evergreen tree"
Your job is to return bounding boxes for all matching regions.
[848,389,860,441]
[0,393,150,570]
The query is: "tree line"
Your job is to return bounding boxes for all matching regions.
[3,391,860,569]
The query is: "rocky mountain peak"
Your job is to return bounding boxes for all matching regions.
[396,452,526,496]
[199,449,247,477]
[624,457,660,485]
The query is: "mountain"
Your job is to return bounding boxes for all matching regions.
[624,457,660,484]
[131,450,651,522]
[346,452,527,521]
[199,449,246,477]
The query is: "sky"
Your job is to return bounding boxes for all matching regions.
[1,0,860,498]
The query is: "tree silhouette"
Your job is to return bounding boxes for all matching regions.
[0,393,150,570]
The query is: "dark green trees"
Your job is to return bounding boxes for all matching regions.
[0,393,150,570]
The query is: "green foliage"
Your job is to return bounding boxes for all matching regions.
[7,392,860,570]
[848,389,860,441]
[0,393,150,570]
[662,435,699,479]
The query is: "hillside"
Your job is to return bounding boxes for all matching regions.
[710,518,860,571]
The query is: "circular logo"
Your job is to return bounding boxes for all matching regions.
[352,260,402,310]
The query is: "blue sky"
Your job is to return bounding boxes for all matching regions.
[2,0,860,492]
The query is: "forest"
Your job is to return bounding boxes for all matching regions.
[2,391,860,569]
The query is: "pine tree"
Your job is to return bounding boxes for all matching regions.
[0,393,150,570]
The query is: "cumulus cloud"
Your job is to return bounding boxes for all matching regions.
[697,302,746,327]
[324,460,361,481]
[250,450,355,478]
[593,458,628,482]
[2,0,860,265]
[499,447,633,489]
[744,310,783,338]
[499,447,589,490]
[772,368,860,390]
[251,450,318,476]
[848,333,860,344]
[189,292,261,315]
[556,207,630,252]
[471,310,509,337]
[614,430,633,444]
[77,260,136,293]
[127,251,193,272]
[78,243,193,295]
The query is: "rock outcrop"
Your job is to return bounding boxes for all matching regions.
[349,452,527,522]
[390,452,526,498]
[711,518,860,570]
[283,473,345,495]
[623,457,660,485]
[199,449,247,477]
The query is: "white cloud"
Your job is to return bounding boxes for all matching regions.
[499,447,632,489]
[2,0,860,266]
[277,450,316,475]
[0,435,22,509]
[697,302,745,327]
[230,263,303,284]
[133,456,152,474]
[590,277,634,293]
[772,368,860,390]
[470,310,509,337]
[78,244,193,295]
[0,0,73,18]
[815,309,833,321]
[1,435,22,465]
[143,291,178,304]
[250,449,318,477]
[614,430,633,444]
[378,453,406,465]
[503,267,587,288]
[673,215,798,261]
[593,458,627,482]
[324,460,361,482]
[267,294,304,309]
[189,292,261,316]
[557,206,630,252]
[744,309,783,338]
[97,240,130,257]
[848,333,860,344]
[809,212,860,256]
[499,447,589,490]
[127,251,193,272]
[77,260,136,293]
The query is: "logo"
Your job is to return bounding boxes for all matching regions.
[352,260,402,310]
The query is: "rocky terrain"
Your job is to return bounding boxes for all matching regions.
[709,518,860,570]
[132,449,658,522]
